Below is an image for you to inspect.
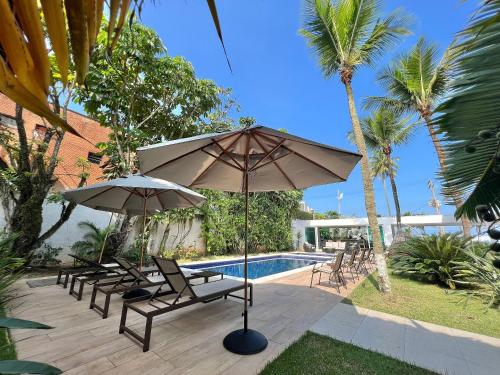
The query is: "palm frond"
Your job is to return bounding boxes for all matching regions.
[300,0,410,78]
[358,7,412,67]
[435,0,500,219]
[300,0,344,77]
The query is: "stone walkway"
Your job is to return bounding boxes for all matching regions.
[311,303,500,375]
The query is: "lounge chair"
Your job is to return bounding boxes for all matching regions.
[353,248,369,274]
[68,255,158,301]
[309,252,346,292]
[342,249,359,281]
[119,256,251,352]
[56,254,121,288]
[90,257,217,319]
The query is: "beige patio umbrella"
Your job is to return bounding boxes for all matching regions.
[137,125,361,355]
[63,174,206,268]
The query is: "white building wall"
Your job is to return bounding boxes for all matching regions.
[292,215,462,248]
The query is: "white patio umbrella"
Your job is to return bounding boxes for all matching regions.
[63,174,206,268]
[137,125,361,355]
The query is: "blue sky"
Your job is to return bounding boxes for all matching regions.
[135,1,476,217]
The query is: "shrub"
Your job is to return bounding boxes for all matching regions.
[452,250,500,308]
[30,243,62,267]
[121,244,152,266]
[71,221,116,261]
[390,233,473,289]
[0,231,23,306]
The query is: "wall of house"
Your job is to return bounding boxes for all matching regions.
[0,201,205,264]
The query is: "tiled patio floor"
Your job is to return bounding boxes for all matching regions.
[9,266,365,374]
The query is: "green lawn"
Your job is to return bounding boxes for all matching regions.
[0,308,16,360]
[345,272,500,338]
[260,331,435,375]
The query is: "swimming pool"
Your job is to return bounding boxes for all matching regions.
[183,254,330,280]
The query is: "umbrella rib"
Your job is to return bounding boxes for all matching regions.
[250,151,290,172]
[250,133,297,189]
[190,133,244,188]
[255,131,346,182]
[213,139,244,170]
[201,149,244,171]
[142,132,240,175]
[249,139,286,171]
[253,129,362,158]
[174,189,199,208]
[119,189,135,212]
[78,186,116,205]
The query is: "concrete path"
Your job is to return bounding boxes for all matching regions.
[311,303,500,375]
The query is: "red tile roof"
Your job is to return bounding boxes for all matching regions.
[0,93,110,190]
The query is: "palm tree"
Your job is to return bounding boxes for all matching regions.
[370,150,394,219]
[300,0,410,292]
[364,38,472,237]
[349,109,415,228]
[71,221,115,260]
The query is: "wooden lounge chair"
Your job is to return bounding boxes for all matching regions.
[309,252,346,292]
[56,254,121,288]
[68,255,158,301]
[90,257,214,319]
[119,256,251,352]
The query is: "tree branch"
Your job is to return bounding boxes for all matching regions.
[36,176,87,246]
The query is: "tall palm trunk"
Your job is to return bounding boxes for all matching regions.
[344,80,391,293]
[388,168,401,229]
[382,177,393,217]
[422,114,472,237]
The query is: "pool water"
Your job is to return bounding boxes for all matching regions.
[185,256,322,279]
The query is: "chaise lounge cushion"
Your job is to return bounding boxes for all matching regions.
[191,278,245,298]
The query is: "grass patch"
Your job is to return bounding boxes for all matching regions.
[260,331,435,375]
[345,272,500,338]
[0,307,16,360]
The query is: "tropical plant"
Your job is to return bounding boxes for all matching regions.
[0,232,23,307]
[349,108,415,227]
[434,1,500,219]
[364,37,472,236]
[75,22,236,252]
[201,189,303,255]
[452,249,500,308]
[390,233,473,289]
[0,0,227,133]
[0,317,62,374]
[370,150,394,218]
[0,56,91,258]
[71,221,116,261]
[300,0,411,292]
[30,243,62,267]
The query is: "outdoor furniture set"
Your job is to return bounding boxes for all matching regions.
[56,254,249,352]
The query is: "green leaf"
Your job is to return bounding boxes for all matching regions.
[0,318,52,330]
[0,360,62,374]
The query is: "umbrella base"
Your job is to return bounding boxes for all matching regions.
[122,288,151,299]
[223,328,268,355]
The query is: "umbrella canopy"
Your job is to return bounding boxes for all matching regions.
[62,174,206,215]
[136,125,361,355]
[137,125,362,192]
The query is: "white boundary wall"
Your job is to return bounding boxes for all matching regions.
[0,201,205,264]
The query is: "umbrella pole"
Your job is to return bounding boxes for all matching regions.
[139,197,147,270]
[98,213,114,263]
[223,167,267,355]
[243,172,249,332]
